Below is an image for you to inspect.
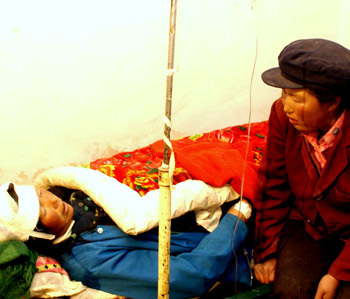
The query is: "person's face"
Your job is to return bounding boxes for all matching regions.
[281,88,339,134]
[36,188,74,237]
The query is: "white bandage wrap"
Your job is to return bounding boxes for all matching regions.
[162,116,175,189]
[232,200,252,220]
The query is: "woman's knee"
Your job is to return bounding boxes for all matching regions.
[273,275,318,299]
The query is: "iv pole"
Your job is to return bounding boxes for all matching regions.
[158,0,178,298]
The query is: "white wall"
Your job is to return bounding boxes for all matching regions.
[0,0,349,184]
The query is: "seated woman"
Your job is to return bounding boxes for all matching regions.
[0,172,252,299]
[254,38,350,298]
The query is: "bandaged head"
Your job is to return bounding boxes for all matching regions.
[0,182,55,241]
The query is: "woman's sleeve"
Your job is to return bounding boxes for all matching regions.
[254,99,294,263]
[329,239,350,281]
[167,214,249,298]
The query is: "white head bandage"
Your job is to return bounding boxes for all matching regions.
[0,182,55,241]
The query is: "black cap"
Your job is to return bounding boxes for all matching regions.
[262,38,350,91]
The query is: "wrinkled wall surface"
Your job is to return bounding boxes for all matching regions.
[0,0,349,184]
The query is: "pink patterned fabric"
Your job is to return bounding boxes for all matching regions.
[36,256,70,277]
[303,111,345,169]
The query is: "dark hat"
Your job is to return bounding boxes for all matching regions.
[262,38,350,91]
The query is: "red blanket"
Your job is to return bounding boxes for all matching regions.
[151,140,257,200]
[85,121,268,200]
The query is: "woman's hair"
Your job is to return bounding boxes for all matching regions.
[309,87,350,110]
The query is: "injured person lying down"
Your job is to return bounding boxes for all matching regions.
[0,166,253,299]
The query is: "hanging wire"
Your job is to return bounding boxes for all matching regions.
[231,0,259,292]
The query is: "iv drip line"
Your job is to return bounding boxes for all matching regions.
[231,0,259,292]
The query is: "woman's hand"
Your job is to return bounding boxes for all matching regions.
[254,258,276,284]
[314,274,339,299]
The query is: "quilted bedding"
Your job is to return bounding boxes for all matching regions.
[35,121,268,235]
[85,121,268,199]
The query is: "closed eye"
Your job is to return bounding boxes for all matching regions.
[40,207,47,218]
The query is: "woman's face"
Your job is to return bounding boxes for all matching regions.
[281,88,339,134]
[36,188,74,237]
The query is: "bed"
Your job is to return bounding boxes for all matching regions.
[3,120,269,299]
[85,120,268,201]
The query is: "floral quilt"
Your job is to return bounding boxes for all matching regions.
[84,121,268,199]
